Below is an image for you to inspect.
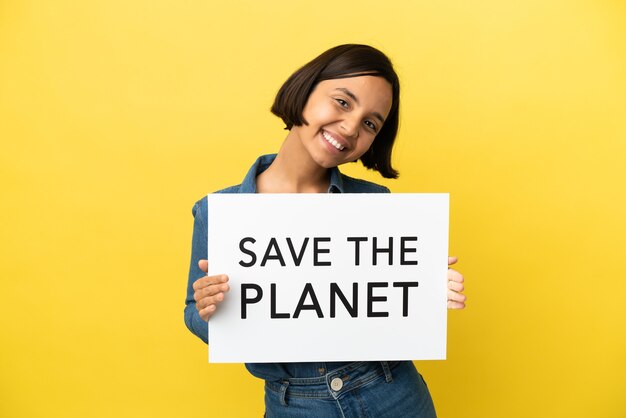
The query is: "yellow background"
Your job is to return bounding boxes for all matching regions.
[1,1,625,417]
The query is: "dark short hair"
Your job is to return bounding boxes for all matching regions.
[271,44,401,179]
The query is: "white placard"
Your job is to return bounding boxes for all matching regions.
[207,193,449,363]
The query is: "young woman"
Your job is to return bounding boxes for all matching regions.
[184,44,466,417]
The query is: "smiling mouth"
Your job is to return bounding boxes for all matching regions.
[322,130,345,151]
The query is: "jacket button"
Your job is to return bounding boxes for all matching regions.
[330,377,343,391]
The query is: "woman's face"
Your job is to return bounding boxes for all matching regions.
[291,75,393,169]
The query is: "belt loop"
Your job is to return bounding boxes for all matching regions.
[279,380,290,406]
[381,361,393,383]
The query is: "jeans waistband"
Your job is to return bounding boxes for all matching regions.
[265,361,400,405]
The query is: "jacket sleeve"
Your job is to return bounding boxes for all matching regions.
[183,198,209,344]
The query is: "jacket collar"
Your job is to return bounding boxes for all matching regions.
[239,154,345,193]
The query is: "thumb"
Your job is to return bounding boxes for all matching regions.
[198,259,208,273]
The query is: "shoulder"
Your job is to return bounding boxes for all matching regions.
[340,173,391,194]
[191,184,243,216]
[214,184,243,194]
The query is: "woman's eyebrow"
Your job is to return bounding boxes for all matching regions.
[334,87,386,124]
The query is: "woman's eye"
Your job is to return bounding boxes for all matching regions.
[365,120,378,132]
[335,98,349,108]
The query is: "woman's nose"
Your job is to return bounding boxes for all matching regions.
[340,115,360,139]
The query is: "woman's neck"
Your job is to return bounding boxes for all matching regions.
[256,133,330,193]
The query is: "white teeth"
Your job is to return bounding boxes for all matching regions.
[322,131,345,151]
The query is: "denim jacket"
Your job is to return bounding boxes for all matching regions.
[184,154,390,381]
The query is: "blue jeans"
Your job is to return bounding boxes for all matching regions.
[264,361,437,417]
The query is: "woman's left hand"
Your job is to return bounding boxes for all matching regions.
[447,256,466,309]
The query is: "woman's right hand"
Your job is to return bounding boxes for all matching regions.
[192,260,230,321]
